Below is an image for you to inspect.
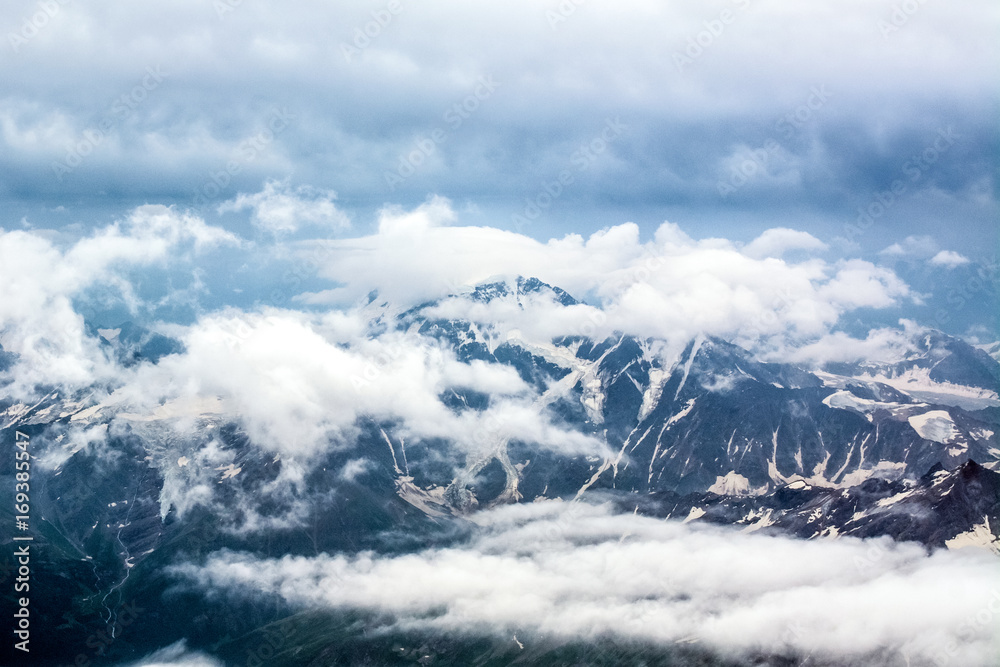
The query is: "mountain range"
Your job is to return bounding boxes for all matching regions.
[1,276,998,665]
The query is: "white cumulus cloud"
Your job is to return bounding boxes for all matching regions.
[218,178,350,234]
[930,250,971,268]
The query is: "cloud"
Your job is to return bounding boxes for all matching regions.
[782,321,923,366]
[742,227,828,259]
[817,259,911,309]
[171,502,1000,666]
[377,195,457,235]
[218,178,350,234]
[879,235,939,258]
[338,457,374,482]
[0,195,924,513]
[118,640,224,667]
[297,199,912,352]
[0,206,238,393]
[420,288,609,347]
[0,0,995,255]
[111,308,607,482]
[930,250,971,268]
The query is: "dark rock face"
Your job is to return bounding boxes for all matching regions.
[403,279,999,503]
[616,459,999,552]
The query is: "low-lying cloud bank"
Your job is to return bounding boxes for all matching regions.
[172,502,1000,666]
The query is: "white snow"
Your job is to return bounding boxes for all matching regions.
[666,398,696,428]
[863,366,1000,410]
[822,390,874,411]
[707,471,756,496]
[637,367,667,422]
[576,458,612,499]
[975,341,1000,363]
[69,403,108,423]
[875,489,915,508]
[837,461,907,488]
[908,410,959,443]
[816,365,999,411]
[945,517,1000,555]
[118,396,225,422]
[673,334,704,400]
[970,428,994,442]
[742,508,776,533]
[930,470,950,487]
[381,428,402,475]
[682,507,706,523]
[97,328,121,343]
[821,390,915,421]
[395,477,450,517]
[216,463,242,480]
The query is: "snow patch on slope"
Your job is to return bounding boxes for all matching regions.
[682,507,705,523]
[908,410,959,444]
[707,471,764,496]
[862,366,999,410]
[638,367,667,422]
[945,517,1000,555]
[673,334,704,400]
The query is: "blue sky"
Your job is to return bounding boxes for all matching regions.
[0,0,997,338]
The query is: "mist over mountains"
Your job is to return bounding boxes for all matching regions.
[1,217,998,665]
[3,0,997,664]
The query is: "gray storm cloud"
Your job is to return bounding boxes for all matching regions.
[1,0,995,254]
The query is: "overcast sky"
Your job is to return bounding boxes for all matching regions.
[2,7,997,664]
[2,0,997,248]
[0,0,996,336]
